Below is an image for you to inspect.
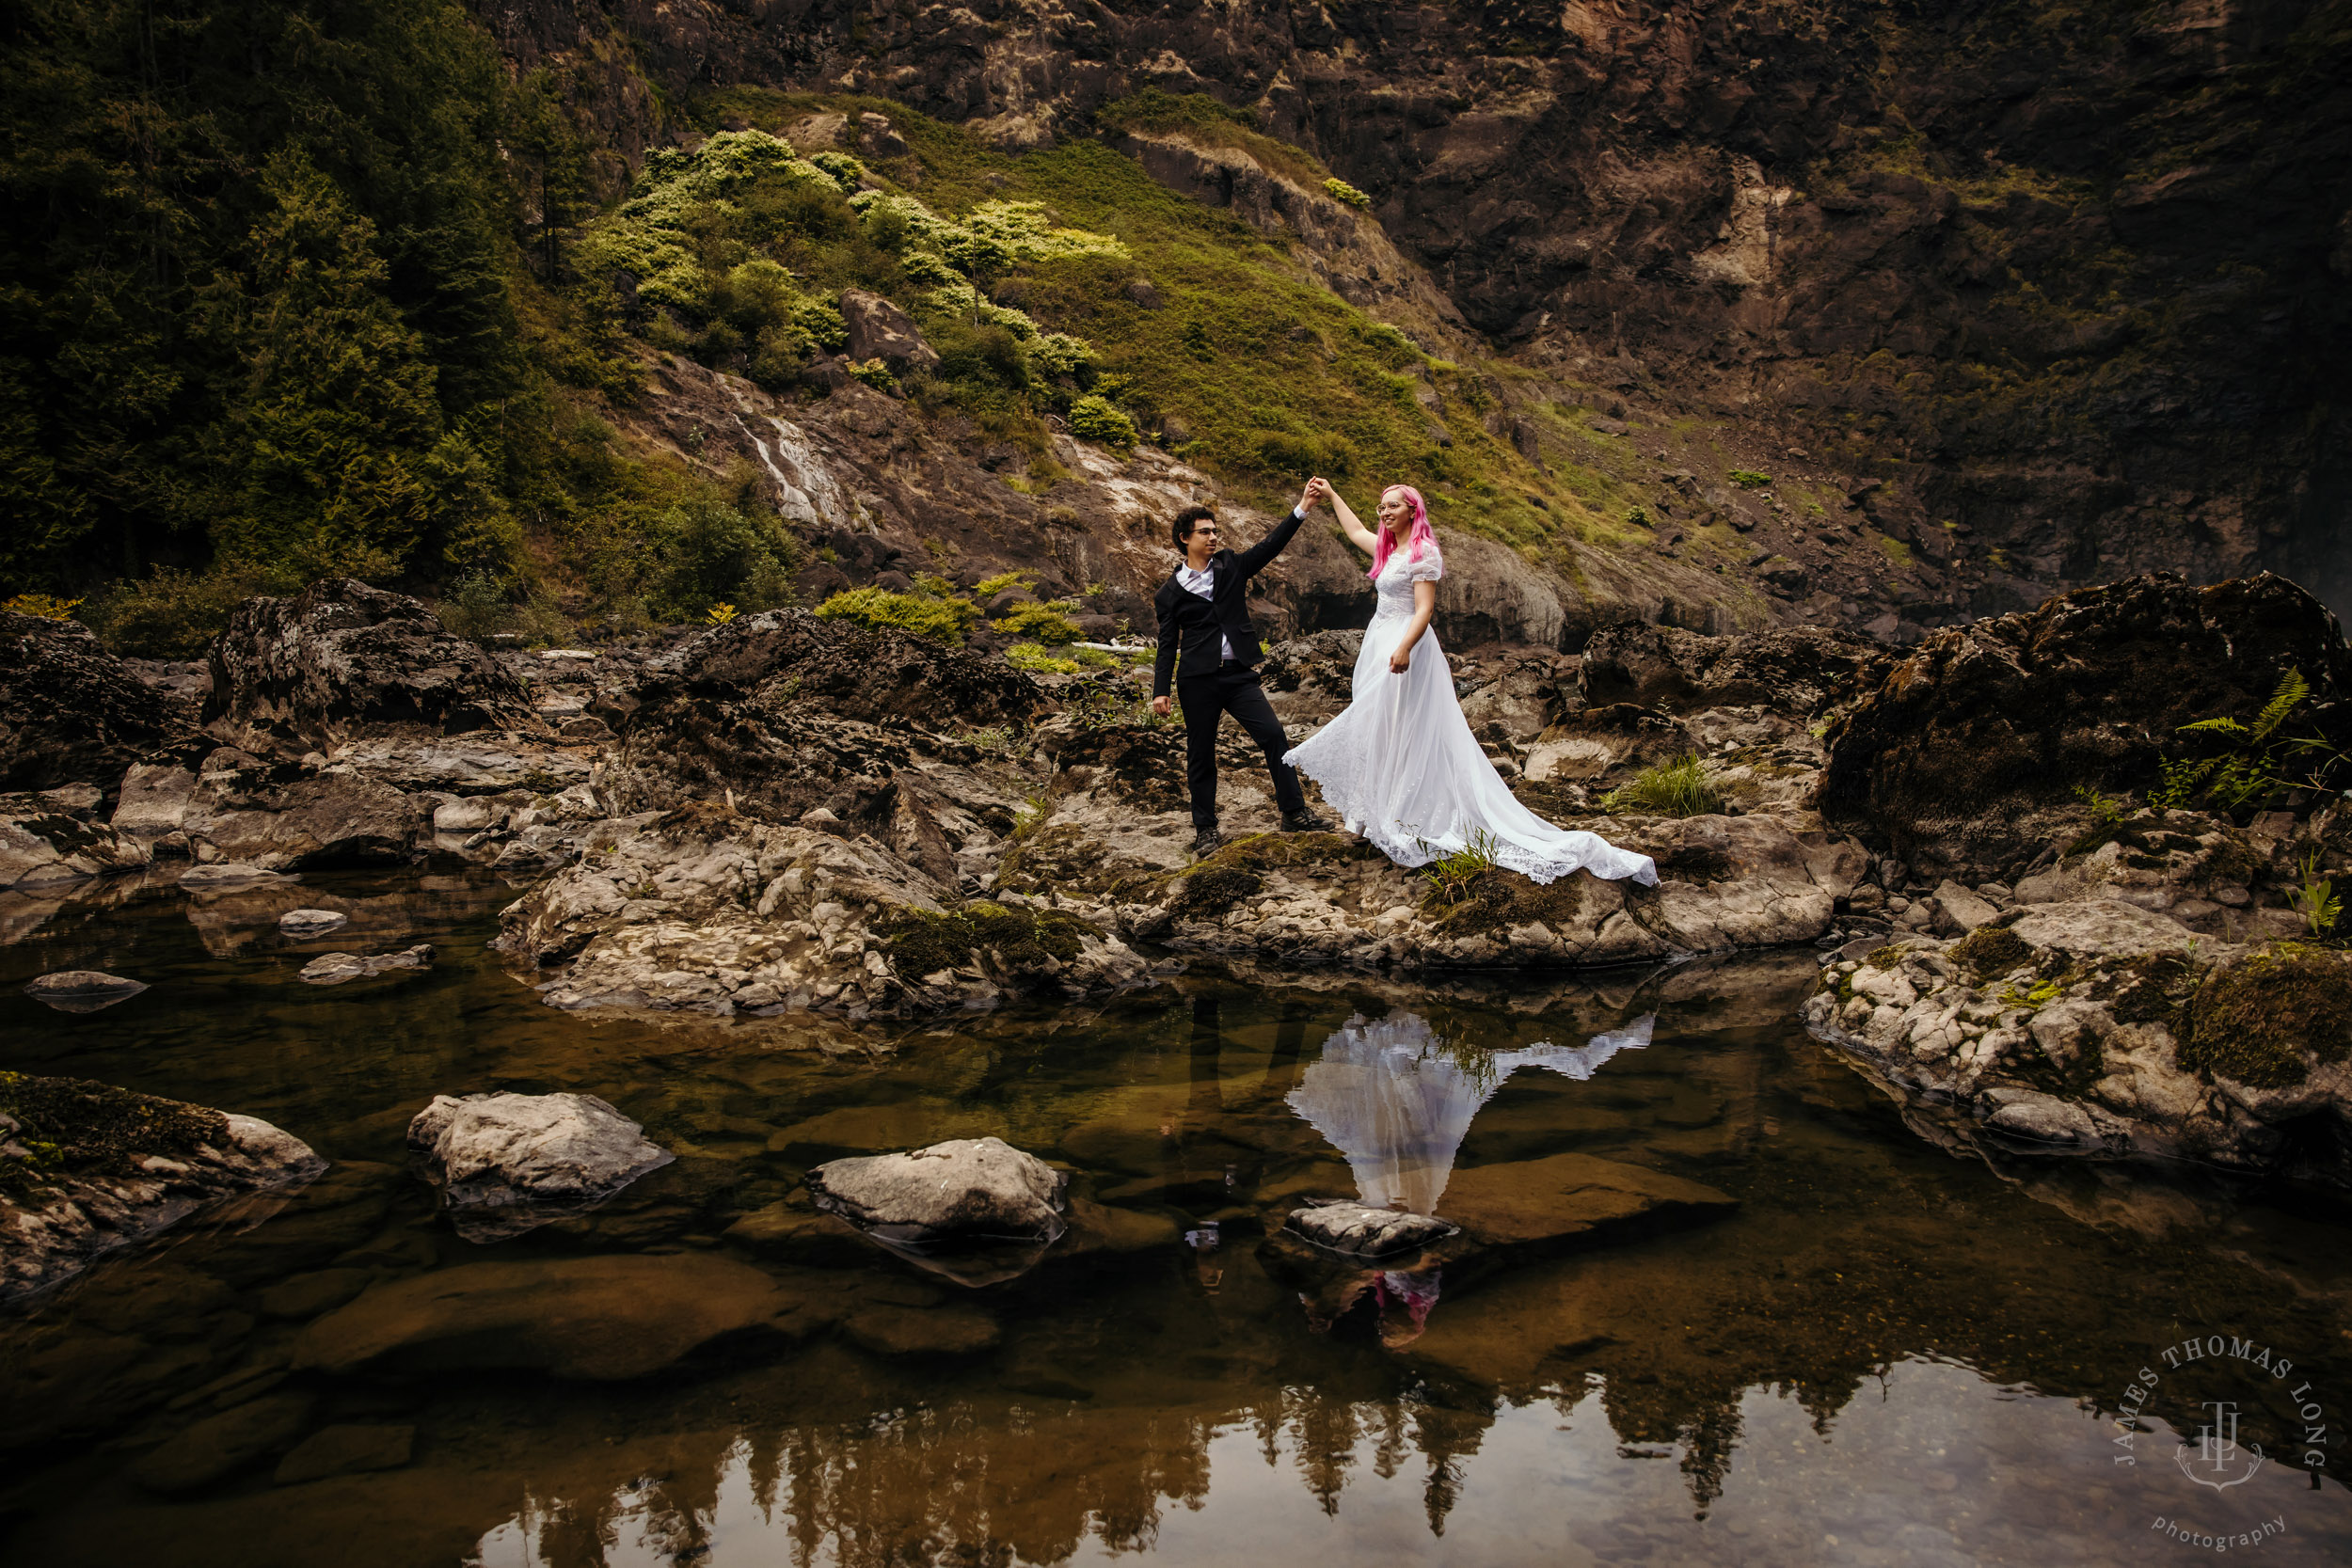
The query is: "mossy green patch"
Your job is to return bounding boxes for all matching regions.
[0,1071,230,1202]
[1173,867,1265,920]
[1952,925,2034,980]
[2180,942,2352,1088]
[877,900,1093,981]
[1434,867,1593,938]
[1864,944,1910,971]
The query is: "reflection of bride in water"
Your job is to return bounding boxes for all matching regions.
[1280,1008,1655,1350]
[1286,1010,1657,1215]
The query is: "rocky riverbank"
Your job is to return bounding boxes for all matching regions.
[8,565,2352,1209]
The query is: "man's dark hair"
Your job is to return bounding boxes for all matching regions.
[1171,505,1216,548]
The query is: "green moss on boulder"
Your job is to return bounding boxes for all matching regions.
[1952,925,2034,979]
[2181,942,2352,1088]
[0,1071,230,1201]
[878,900,1094,980]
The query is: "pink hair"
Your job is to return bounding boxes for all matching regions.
[1368,484,1434,580]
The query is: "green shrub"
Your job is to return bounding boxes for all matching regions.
[437,571,516,641]
[1728,469,1773,489]
[1323,177,1372,209]
[992,602,1082,644]
[815,587,977,641]
[1005,641,1081,673]
[642,498,800,623]
[847,358,897,392]
[973,569,1035,597]
[1626,506,1650,529]
[1601,755,1724,817]
[1067,394,1137,451]
[808,150,866,192]
[1,594,83,621]
[91,563,298,658]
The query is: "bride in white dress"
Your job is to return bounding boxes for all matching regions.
[1284,479,1659,887]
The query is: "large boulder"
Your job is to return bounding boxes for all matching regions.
[1821,572,2352,881]
[405,1092,674,1241]
[498,808,1151,1018]
[292,1254,816,1380]
[203,578,547,749]
[1581,622,1891,717]
[1804,903,2352,1185]
[0,793,151,890]
[608,609,1043,821]
[0,1073,324,1299]
[0,612,202,794]
[807,1136,1068,1245]
[838,289,940,374]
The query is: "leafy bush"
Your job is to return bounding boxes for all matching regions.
[808,151,866,192]
[1625,506,1650,529]
[1323,177,1372,209]
[973,569,1035,597]
[992,602,1082,644]
[1728,469,1773,489]
[815,587,977,642]
[1602,755,1724,817]
[91,563,297,658]
[1,594,82,621]
[1067,394,1137,451]
[847,358,898,392]
[639,498,800,623]
[1005,641,1081,673]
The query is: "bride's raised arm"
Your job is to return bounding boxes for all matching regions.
[1324,483,1380,556]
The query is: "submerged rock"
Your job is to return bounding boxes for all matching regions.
[1434,1151,1740,1249]
[808,1136,1067,1245]
[1287,1201,1455,1257]
[128,1392,317,1495]
[272,1423,415,1484]
[293,1254,814,1379]
[1804,899,2352,1184]
[178,862,289,890]
[299,944,433,985]
[24,970,149,1013]
[0,1073,325,1299]
[405,1091,674,1240]
[277,908,349,936]
[204,577,548,749]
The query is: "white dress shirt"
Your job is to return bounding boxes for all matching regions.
[1177,507,1303,662]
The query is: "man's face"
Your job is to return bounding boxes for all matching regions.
[1185,520,1219,551]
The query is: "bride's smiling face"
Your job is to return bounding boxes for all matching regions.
[1376,489,1411,537]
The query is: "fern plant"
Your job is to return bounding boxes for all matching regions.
[2155,667,2335,812]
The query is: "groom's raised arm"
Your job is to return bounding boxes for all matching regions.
[1232,505,1306,579]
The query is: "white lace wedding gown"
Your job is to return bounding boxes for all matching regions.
[1283,544,1660,886]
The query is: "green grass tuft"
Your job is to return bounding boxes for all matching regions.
[1601,756,1724,817]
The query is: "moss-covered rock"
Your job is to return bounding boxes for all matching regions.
[877,899,1094,982]
[1951,925,2033,979]
[1172,867,1263,920]
[2182,942,2352,1089]
[0,1071,230,1202]
[1434,867,1591,938]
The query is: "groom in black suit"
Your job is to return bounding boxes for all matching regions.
[1152,479,1333,855]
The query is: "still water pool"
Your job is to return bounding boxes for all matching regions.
[2,868,2347,1566]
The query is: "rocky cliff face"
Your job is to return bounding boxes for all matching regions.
[478,0,2352,626]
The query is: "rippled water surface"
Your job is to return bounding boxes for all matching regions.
[3,869,2349,1566]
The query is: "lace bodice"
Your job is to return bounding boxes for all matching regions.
[1373,545,1443,619]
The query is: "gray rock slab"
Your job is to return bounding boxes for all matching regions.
[1287,1202,1455,1257]
[24,969,148,1012]
[405,1090,673,1240]
[278,908,350,936]
[809,1136,1066,1244]
[298,943,433,985]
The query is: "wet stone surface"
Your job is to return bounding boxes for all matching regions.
[0,867,2346,1566]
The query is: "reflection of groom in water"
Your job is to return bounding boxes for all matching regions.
[1152,481,1334,857]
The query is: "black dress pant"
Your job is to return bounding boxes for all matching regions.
[1176,660,1306,829]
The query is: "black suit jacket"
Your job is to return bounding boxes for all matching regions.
[1152,508,1306,696]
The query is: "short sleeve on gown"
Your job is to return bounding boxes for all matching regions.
[1406,546,1444,583]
